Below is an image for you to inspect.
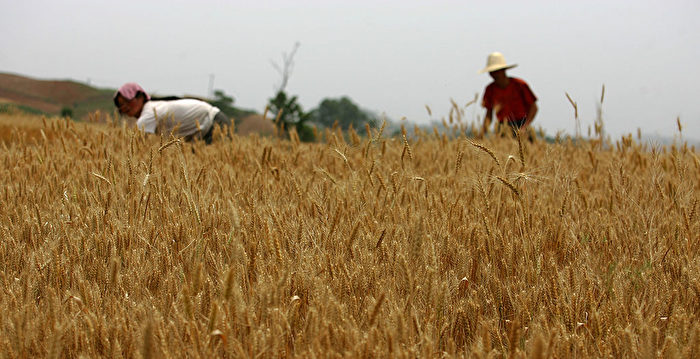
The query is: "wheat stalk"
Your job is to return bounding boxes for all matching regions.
[468,140,500,167]
[516,131,526,170]
[158,138,180,153]
[496,175,521,198]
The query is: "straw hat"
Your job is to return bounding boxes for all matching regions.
[478,52,517,74]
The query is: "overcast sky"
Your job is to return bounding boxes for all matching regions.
[2,0,699,140]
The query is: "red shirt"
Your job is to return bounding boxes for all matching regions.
[482,77,537,123]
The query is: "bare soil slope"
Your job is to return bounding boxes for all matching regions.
[0,72,116,118]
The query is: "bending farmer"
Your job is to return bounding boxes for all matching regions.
[114,82,230,143]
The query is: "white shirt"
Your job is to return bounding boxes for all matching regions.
[136,99,219,140]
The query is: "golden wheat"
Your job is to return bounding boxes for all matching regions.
[0,113,698,357]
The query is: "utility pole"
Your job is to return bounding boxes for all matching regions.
[208,74,215,99]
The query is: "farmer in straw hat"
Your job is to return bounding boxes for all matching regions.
[479,52,538,139]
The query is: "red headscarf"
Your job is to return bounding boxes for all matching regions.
[113,82,150,103]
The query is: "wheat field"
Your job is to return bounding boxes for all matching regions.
[1,114,699,358]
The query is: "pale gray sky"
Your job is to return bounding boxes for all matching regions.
[2,0,699,140]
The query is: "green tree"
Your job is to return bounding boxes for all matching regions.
[213,90,234,108]
[209,89,255,122]
[268,91,314,141]
[312,96,377,130]
[60,106,73,118]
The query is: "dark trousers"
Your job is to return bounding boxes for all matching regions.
[496,118,533,140]
[203,112,231,144]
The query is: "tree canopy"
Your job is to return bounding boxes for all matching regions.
[209,89,255,122]
[268,91,315,141]
[312,96,378,130]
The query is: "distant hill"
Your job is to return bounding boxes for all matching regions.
[0,72,117,119]
[0,72,262,121]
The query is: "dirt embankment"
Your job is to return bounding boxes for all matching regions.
[0,72,115,116]
[237,114,276,136]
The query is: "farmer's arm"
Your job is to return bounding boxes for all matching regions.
[525,102,538,126]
